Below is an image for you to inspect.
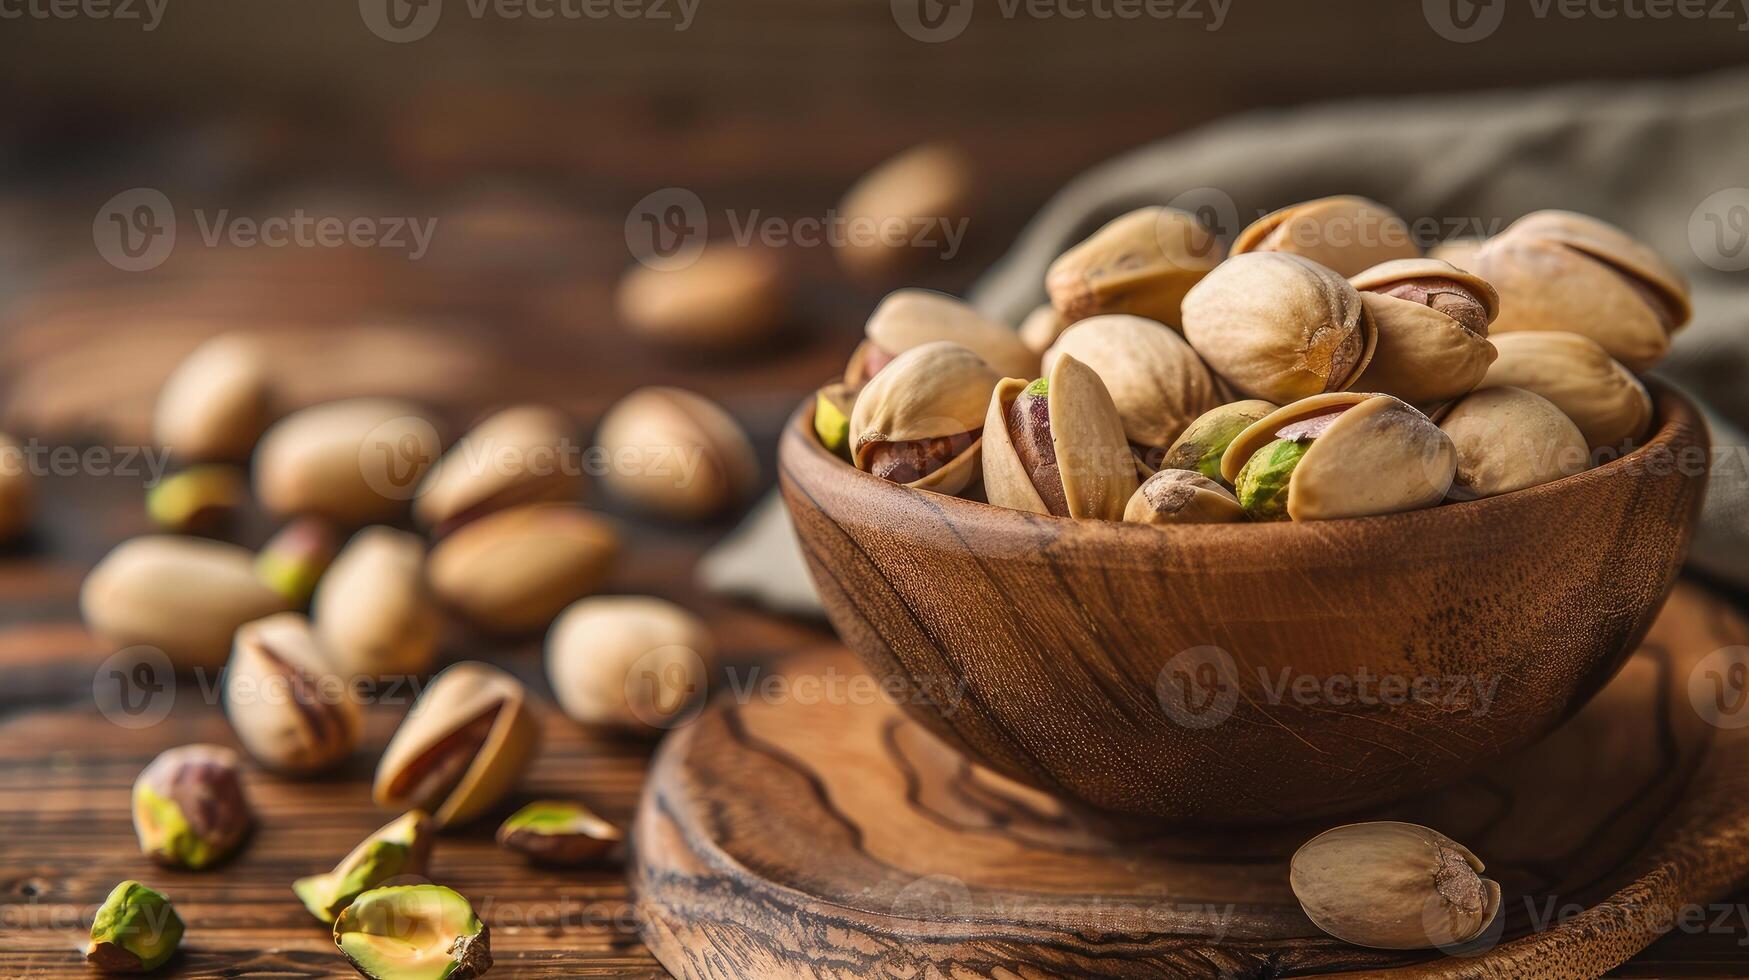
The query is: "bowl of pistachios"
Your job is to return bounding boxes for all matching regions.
[780,200,1706,824]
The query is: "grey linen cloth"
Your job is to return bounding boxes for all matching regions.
[702,68,1749,615]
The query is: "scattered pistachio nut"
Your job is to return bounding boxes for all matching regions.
[427,503,618,633]
[1439,386,1591,501]
[314,527,439,680]
[836,142,975,280]
[616,244,790,351]
[1018,303,1072,355]
[1231,195,1420,277]
[86,880,184,973]
[1158,400,1278,485]
[812,382,857,460]
[145,465,245,533]
[1349,258,1499,407]
[294,811,435,924]
[1181,252,1378,404]
[415,404,582,535]
[225,613,362,774]
[373,661,541,827]
[1045,206,1221,328]
[850,341,999,494]
[982,356,1139,520]
[133,743,252,871]
[0,433,30,543]
[254,398,441,526]
[153,332,272,463]
[845,288,1037,385]
[81,535,291,671]
[1478,331,1653,451]
[497,800,623,866]
[1291,821,1501,950]
[546,595,715,733]
[255,517,342,606]
[1123,469,1244,525]
[594,387,758,521]
[334,884,492,980]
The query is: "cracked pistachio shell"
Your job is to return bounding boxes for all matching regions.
[1292,821,1501,950]
[81,535,292,671]
[1232,196,1421,277]
[373,661,541,828]
[595,387,758,521]
[1349,258,1499,407]
[1045,206,1221,328]
[254,398,441,526]
[1159,400,1278,484]
[132,744,252,871]
[0,433,30,542]
[497,800,623,866]
[294,810,435,924]
[546,595,715,733]
[836,142,975,280]
[1478,331,1652,451]
[1042,314,1222,468]
[428,503,618,633]
[154,332,272,463]
[1123,469,1244,525]
[847,289,1037,384]
[850,341,999,494]
[1182,252,1378,404]
[1222,392,1456,522]
[314,527,439,681]
[1473,210,1691,371]
[1439,387,1590,501]
[982,354,1139,520]
[87,881,184,973]
[1019,304,1073,355]
[225,613,362,774]
[415,405,581,534]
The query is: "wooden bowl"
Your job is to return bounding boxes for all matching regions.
[777,384,1708,824]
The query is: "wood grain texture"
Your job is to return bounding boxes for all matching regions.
[631,583,1749,979]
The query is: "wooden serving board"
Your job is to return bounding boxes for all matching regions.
[631,582,1749,979]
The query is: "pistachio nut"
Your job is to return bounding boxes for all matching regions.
[1478,331,1652,450]
[1042,314,1223,472]
[427,503,618,633]
[1472,210,1691,371]
[1231,196,1420,277]
[314,527,439,680]
[813,382,857,460]
[616,244,790,351]
[1439,387,1590,501]
[836,141,975,280]
[86,881,184,973]
[546,595,715,733]
[225,613,362,774]
[1291,821,1501,950]
[414,405,582,535]
[1349,258,1499,407]
[374,661,541,827]
[1222,393,1456,522]
[982,355,1139,520]
[0,433,30,543]
[294,811,435,924]
[1428,237,1485,272]
[132,743,252,871]
[254,398,441,525]
[497,800,622,866]
[594,387,758,521]
[153,332,272,462]
[82,535,291,671]
[146,464,245,533]
[1045,206,1221,328]
[335,884,492,980]
[255,517,342,606]
[846,289,1038,385]
[1158,400,1278,485]
[850,341,999,494]
[1123,469,1244,525]
[1181,252,1378,404]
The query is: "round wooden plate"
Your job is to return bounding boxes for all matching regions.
[631,582,1749,979]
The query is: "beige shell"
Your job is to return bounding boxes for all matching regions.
[835,142,975,279]
[850,341,999,494]
[254,398,441,526]
[850,289,1037,384]
[224,613,361,774]
[1231,196,1421,277]
[1292,821,1502,950]
[1428,237,1486,272]
[1478,331,1653,450]
[982,354,1139,520]
[1181,252,1378,404]
[616,244,790,351]
[1223,392,1456,522]
[1123,469,1244,525]
[1349,258,1499,406]
[0,433,33,542]
[313,527,439,680]
[1018,304,1072,355]
[594,387,758,521]
[427,503,619,633]
[1041,315,1223,469]
[154,333,273,463]
[545,595,717,733]
[1473,210,1691,371]
[414,405,581,532]
[373,661,542,828]
[1439,387,1590,501]
[1044,206,1221,328]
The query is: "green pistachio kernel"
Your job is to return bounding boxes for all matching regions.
[87,880,184,973]
[1235,438,1310,522]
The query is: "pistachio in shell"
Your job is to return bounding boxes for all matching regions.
[86,881,184,973]
[1018,303,1072,355]
[812,382,857,460]
[497,800,623,866]
[132,744,252,871]
[0,433,31,543]
[1478,331,1652,451]
[594,387,758,521]
[146,464,245,533]
[1181,252,1378,404]
[414,404,582,535]
[1231,195,1420,277]
[835,141,975,280]
[254,517,342,606]
[334,884,491,980]
[1123,469,1244,525]
[1045,206,1221,329]
[1428,237,1486,272]
[982,355,1139,520]
[313,526,439,681]
[1439,387,1590,501]
[1349,258,1499,407]
[254,398,441,526]
[427,503,618,633]
[294,810,435,924]
[850,341,999,495]
[153,332,272,463]
[1291,821,1501,950]
[224,613,362,774]
[1471,210,1691,371]
[846,289,1038,385]
[373,661,541,828]
[616,244,790,351]
[546,594,716,733]
[1158,400,1278,485]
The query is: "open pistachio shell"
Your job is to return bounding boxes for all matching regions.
[1159,400,1278,484]
[1439,387,1590,501]
[414,404,581,534]
[1045,206,1220,328]
[373,661,541,828]
[1231,196,1420,277]
[850,341,998,494]
[294,810,435,924]
[1478,331,1652,451]
[982,355,1138,520]
[1123,469,1244,525]
[848,289,1037,384]
[225,613,362,775]
[1349,258,1499,407]
[1292,821,1501,950]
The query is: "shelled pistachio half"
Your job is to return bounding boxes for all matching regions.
[1478,331,1653,451]
[982,354,1139,520]
[225,613,361,774]
[334,885,492,980]
[1158,400,1277,485]
[1292,821,1501,950]
[427,503,618,633]
[1439,387,1590,501]
[1123,469,1244,525]
[87,881,184,973]
[294,811,435,924]
[373,661,541,828]
[415,404,582,536]
[850,341,1000,494]
[1349,258,1499,407]
[133,744,252,871]
[1231,196,1420,277]
[497,800,622,866]
[314,527,439,681]
[1045,205,1220,329]
[845,289,1037,384]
